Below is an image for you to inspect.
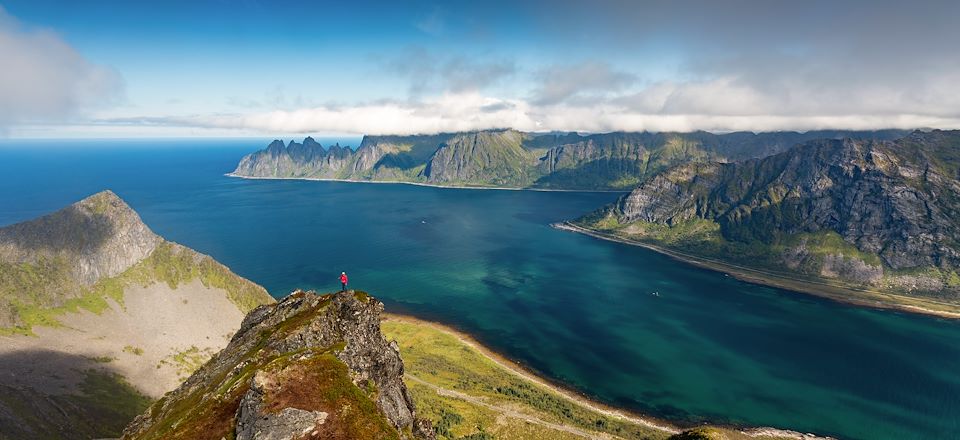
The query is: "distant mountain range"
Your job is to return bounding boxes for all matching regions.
[230,129,909,190]
[0,191,274,439]
[571,130,960,308]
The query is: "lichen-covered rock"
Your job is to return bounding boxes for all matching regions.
[122,290,434,440]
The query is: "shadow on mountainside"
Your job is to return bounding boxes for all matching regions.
[0,204,117,258]
[0,349,151,440]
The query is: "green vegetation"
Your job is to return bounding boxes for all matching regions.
[667,428,724,440]
[158,346,212,379]
[86,355,115,363]
[0,241,271,335]
[384,318,808,440]
[382,318,672,440]
[72,368,153,433]
[0,369,153,439]
[131,294,401,440]
[118,242,272,313]
[244,129,891,190]
[124,345,145,356]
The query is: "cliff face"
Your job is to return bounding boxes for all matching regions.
[580,130,960,297]
[122,290,434,440]
[230,129,908,190]
[420,130,535,186]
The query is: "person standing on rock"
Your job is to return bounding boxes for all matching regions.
[340,271,348,291]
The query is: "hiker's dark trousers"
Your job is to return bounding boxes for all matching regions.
[341,283,346,291]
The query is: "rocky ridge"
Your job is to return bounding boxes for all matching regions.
[122,289,434,440]
[231,129,909,190]
[578,130,960,298]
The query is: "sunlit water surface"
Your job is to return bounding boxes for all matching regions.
[2,139,959,440]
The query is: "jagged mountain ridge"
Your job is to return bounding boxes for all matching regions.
[123,290,434,440]
[577,130,960,298]
[230,129,909,190]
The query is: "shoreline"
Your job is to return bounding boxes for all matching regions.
[224,173,628,194]
[554,222,960,321]
[383,312,832,440]
[382,312,678,434]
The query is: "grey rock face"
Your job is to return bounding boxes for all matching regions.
[236,370,330,440]
[0,190,163,327]
[604,130,960,283]
[122,290,434,440]
[0,190,160,285]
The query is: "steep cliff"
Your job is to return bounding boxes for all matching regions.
[230,129,908,190]
[420,129,536,186]
[575,130,960,300]
[122,290,434,440]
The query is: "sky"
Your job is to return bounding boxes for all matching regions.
[1,0,959,138]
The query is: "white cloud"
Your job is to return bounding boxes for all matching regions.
[0,7,122,126]
[159,90,960,136]
[531,61,635,105]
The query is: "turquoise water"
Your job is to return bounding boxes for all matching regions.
[2,139,960,440]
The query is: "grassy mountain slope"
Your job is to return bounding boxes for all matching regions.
[0,191,274,440]
[383,315,825,440]
[573,130,960,307]
[230,129,908,190]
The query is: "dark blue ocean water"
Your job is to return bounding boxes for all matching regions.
[2,139,959,440]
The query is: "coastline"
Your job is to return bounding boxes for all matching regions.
[554,222,960,320]
[224,172,628,194]
[383,312,832,440]
[383,312,678,434]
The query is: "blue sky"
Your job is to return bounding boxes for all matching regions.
[2,0,959,137]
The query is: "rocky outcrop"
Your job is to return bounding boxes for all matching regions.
[587,130,960,296]
[231,129,908,190]
[232,138,356,179]
[122,290,434,440]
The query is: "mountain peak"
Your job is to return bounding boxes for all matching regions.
[0,190,160,286]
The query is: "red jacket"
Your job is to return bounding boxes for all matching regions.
[340,274,348,284]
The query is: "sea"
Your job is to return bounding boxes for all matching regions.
[1,138,959,440]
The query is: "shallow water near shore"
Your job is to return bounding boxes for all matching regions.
[3,139,960,440]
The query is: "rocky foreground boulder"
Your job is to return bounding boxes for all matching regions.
[122,290,434,440]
